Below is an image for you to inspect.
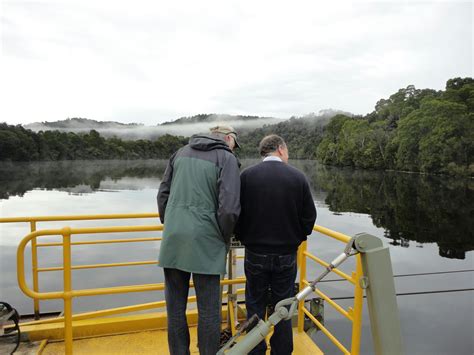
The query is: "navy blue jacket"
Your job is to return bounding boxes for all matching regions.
[236,160,317,254]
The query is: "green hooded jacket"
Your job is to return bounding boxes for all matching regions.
[157,134,241,275]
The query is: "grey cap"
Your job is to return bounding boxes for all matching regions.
[210,125,241,149]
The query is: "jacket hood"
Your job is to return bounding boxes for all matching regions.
[189,134,232,152]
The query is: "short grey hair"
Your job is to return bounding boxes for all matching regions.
[259,135,286,157]
[210,131,227,140]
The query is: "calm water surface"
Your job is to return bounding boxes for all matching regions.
[0,160,473,354]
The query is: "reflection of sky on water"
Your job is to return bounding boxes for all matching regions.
[0,161,473,354]
[313,291,474,354]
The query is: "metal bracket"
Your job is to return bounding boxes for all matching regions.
[359,276,369,289]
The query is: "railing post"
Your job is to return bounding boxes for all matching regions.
[297,241,307,333]
[30,221,41,320]
[62,227,73,355]
[354,233,403,355]
[227,247,238,335]
[350,254,364,355]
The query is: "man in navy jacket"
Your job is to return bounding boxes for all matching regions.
[236,134,317,355]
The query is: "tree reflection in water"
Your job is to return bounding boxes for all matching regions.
[1,159,472,259]
[295,161,474,260]
[0,160,168,200]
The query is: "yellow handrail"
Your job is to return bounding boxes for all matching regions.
[295,226,364,354]
[11,215,365,354]
[1,213,160,318]
[16,224,248,354]
[304,252,355,284]
[1,213,160,223]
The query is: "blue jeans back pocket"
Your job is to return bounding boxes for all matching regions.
[278,253,296,271]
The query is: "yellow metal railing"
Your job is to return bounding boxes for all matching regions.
[10,214,365,354]
[297,225,364,355]
[1,213,160,318]
[16,224,247,355]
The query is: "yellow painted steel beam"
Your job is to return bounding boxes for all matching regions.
[314,288,352,322]
[220,277,246,285]
[64,225,163,234]
[303,307,350,354]
[21,309,233,342]
[297,241,307,333]
[22,311,174,341]
[30,221,40,319]
[22,288,242,328]
[21,301,167,326]
[71,278,246,298]
[37,339,48,354]
[350,254,364,355]
[37,237,162,247]
[73,283,166,297]
[302,280,353,321]
[17,231,64,300]
[38,260,158,272]
[304,251,355,284]
[313,225,351,243]
[0,213,160,223]
[228,299,237,336]
[62,228,73,355]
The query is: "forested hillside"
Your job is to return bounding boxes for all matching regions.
[1,78,472,176]
[0,127,187,160]
[316,77,473,176]
[237,114,328,159]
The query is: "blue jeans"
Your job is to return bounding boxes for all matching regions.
[164,268,221,355]
[244,249,297,355]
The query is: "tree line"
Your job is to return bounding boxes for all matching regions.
[1,77,472,176]
[0,127,187,161]
[314,77,473,176]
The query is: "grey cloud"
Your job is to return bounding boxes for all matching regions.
[212,68,370,117]
[2,1,472,125]
[212,1,473,118]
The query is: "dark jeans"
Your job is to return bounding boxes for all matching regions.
[164,268,221,355]
[244,249,297,355]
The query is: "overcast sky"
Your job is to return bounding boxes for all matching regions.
[0,1,472,125]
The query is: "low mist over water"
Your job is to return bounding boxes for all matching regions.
[23,116,288,140]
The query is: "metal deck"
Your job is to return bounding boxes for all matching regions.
[41,326,323,354]
[19,310,323,354]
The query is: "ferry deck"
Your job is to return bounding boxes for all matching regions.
[0,213,403,354]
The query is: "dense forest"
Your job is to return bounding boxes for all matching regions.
[0,127,187,160]
[315,77,474,176]
[1,78,472,176]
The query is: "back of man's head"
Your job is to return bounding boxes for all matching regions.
[259,135,286,157]
[209,125,240,150]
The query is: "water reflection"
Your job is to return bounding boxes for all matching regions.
[1,160,473,259]
[0,160,167,199]
[295,162,474,260]
[1,160,472,354]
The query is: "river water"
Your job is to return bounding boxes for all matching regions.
[0,159,472,354]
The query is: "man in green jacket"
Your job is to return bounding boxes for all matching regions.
[157,125,241,355]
